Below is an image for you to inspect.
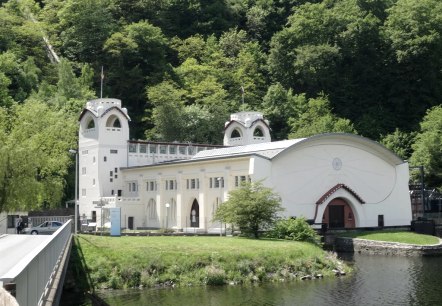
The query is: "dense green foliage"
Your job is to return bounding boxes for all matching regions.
[1,0,442,211]
[267,217,322,245]
[340,230,440,245]
[71,235,348,290]
[214,181,284,238]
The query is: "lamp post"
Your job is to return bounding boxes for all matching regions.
[410,165,425,217]
[217,177,223,237]
[165,203,170,230]
[69,149,78,234]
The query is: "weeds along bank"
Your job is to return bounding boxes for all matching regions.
[67,235,349,291]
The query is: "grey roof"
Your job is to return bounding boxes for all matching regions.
[192,138,305,160]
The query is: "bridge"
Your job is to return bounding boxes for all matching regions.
[0,220,72,306]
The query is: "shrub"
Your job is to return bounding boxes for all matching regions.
[204,265,226,285]
[268,217,321,245]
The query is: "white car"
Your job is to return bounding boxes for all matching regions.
[22,221,63,235]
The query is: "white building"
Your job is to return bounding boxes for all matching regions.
[77,98,412,232]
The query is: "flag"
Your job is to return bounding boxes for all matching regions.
[101,66,104,80]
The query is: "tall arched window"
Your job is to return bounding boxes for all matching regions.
[253,127,264,137]
[169,198,177,226]
[148,199,157,220]
[231,129,241,138]
[86,118,95,129]
[106,115,121,128]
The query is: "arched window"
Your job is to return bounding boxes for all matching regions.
[231,129,241,138]
[253,127,264,137]
[86,118,95,129]
[148,199,157,220]
[169,198,177,225]
[106,115,122,128]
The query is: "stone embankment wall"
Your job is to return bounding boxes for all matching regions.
[335,237,442,256]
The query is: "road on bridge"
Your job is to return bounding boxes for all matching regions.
[0,234,50,277]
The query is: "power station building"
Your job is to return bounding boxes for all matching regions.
[77,98,412,232]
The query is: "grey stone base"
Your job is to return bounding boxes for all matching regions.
[335,237,442,256]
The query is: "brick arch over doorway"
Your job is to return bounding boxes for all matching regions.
[322,198,355,229]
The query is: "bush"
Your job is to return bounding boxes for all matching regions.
[268,217,321,245]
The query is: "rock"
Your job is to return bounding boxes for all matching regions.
[301,275,312,280]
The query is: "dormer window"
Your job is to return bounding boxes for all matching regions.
[253,127,264,137]
[86,118,95,129]
[231,129,241,138]
[106,115,121,128]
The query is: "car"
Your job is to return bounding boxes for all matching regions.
[22,221,64,235]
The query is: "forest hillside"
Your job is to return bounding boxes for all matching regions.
[0,0,441,212]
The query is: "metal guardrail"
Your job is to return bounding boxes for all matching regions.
[0,220,72,306]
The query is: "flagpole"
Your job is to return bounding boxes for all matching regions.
[100,66,104,98]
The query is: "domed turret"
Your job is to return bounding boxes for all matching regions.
[223,111,271,146]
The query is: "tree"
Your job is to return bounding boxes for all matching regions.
[214,181,284,238]
[57,0,117,63]
[288,94,356,138]
[410,106,442,188]
[0,100,77,214]
[380,128,416,160]
[145,81,187,141]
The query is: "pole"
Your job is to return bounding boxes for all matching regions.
[419,166,425,212]
[75,152,78,234]
[69,149,78,234]
[100,66,104,99]
[165,203,170,230]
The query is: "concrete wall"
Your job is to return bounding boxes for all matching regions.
[335,237,442,256]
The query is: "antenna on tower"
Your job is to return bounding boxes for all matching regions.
[100,66,104,98]
[240,85,245,106]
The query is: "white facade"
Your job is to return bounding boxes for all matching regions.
[77,99,412,232]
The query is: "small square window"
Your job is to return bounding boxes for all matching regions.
[110,178,113,182]
[110,149,118,154]
[150,145,157,154]
[140,144,147,153]
[115,175,118,179]
[129,144,137,153]
[104,156,107,162]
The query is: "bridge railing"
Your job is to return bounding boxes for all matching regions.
[0,220,72,306]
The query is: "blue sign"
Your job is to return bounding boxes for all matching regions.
[110,207,121,236]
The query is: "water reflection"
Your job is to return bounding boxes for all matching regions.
[94,255,442,306]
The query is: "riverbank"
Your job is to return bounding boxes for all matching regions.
[66,235,350,292]
[335,230,442,256]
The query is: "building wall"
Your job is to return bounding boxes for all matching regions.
[78,99,129,223]
[118,157,251,230]
[270,137,412,227]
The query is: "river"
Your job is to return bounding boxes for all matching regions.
[67,254,442,306]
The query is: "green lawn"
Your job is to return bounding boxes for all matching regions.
[71,235,348,290]
[340,230,440,245]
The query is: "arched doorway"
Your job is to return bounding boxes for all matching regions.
[323,198,355,229]
[190,200,199,227]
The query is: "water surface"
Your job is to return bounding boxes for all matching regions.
[69,254,442,306]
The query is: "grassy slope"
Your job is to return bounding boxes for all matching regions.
[340,231,440,245]
[72,235,348,290]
